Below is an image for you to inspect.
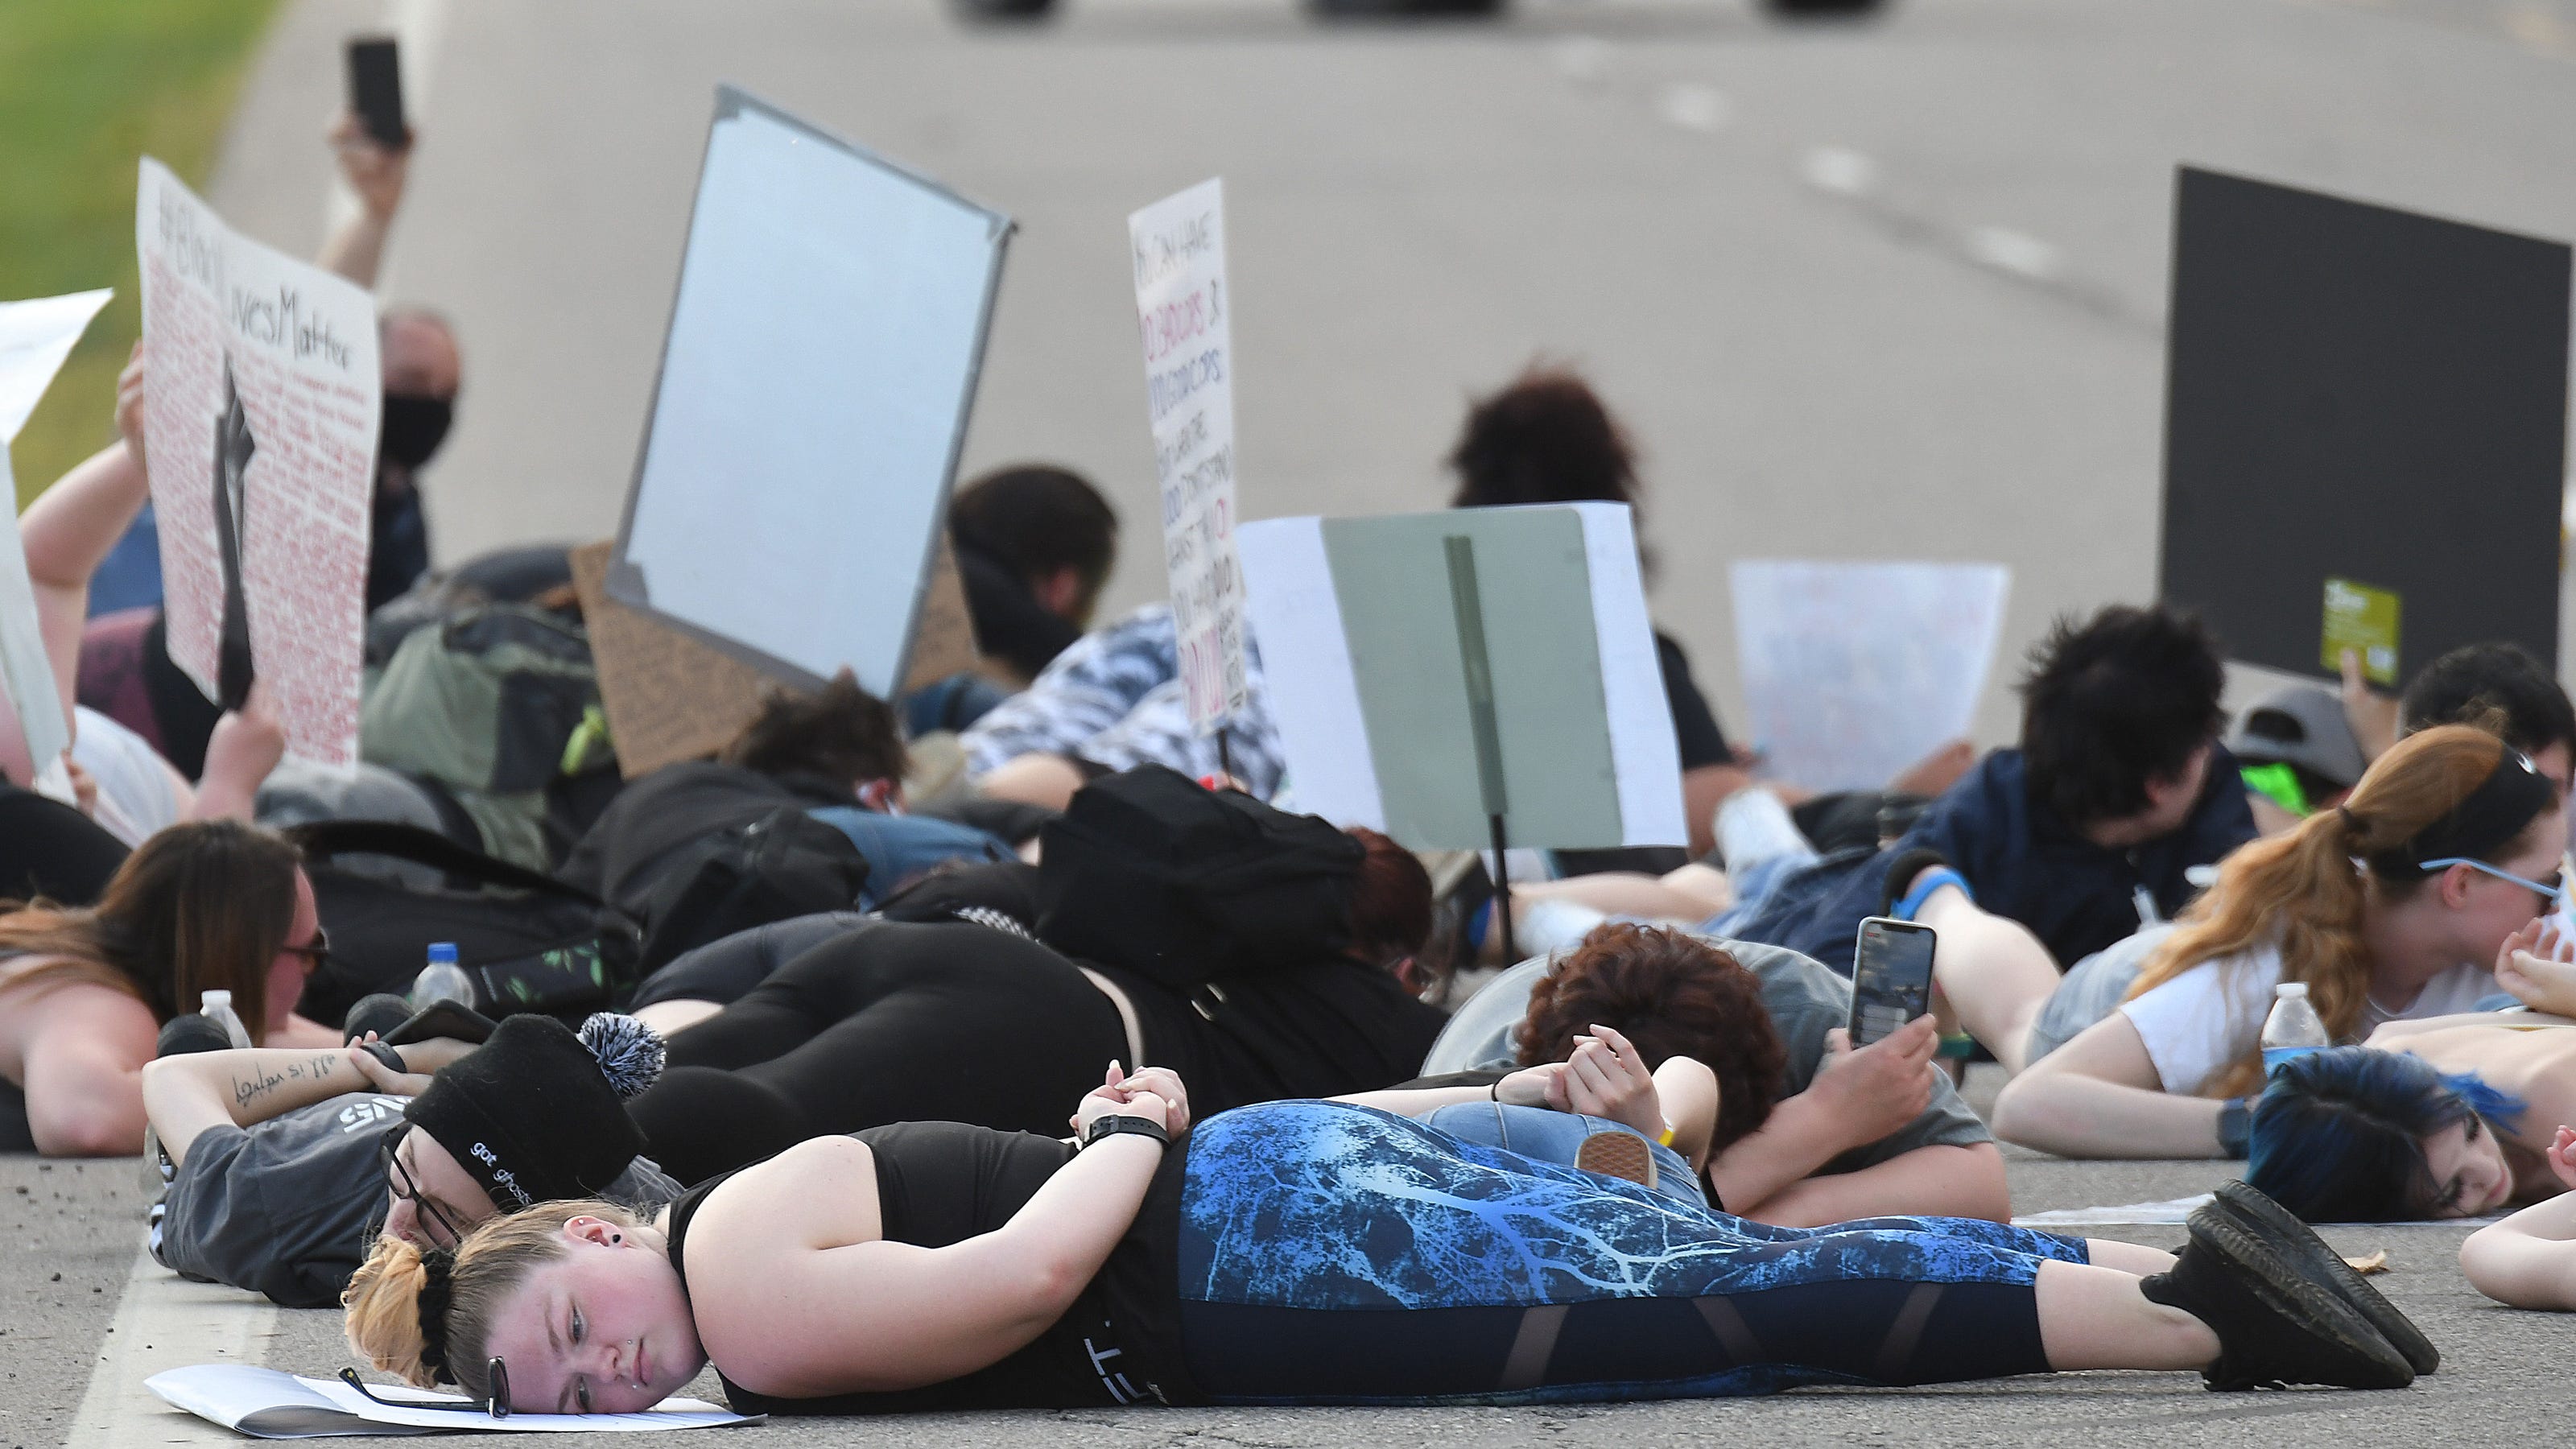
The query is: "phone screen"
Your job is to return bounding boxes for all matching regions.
[1849,917,1937,1046]
[347,38,407,147]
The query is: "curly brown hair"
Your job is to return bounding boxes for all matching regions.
[1515,923,1785,1152]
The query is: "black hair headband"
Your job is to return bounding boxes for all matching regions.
[417,1248,457,1383]
[2365,748,2556,880]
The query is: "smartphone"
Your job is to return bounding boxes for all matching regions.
[346,37,407,147]
[1848,916,1937,1047]
[383,999,496,1047]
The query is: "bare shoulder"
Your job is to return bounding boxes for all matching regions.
[686,1137,885,1259]
[0,972,155,1061]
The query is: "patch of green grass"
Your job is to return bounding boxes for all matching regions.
[1,0,284,506]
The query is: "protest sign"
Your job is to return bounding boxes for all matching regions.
[609,86,1009,701]
[1128,178,1249,733]
[147,1364,758,1436]
[136,159,379,770]
[1728,559,2009,794]
[575,537,984,778]
[0,289,114,795]
[2161,167,2569,686]
[1239,502,1684,850]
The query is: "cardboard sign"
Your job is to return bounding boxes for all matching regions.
[609,87,1009,701]
[574,537,984,779]
[1238,502,1684,850]
[1128,178,1250,733]
[1729,559,2010,794]
[135,159,379,770]
[2160,167,2569,686]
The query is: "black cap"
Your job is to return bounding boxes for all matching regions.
[403,1015,661,1212]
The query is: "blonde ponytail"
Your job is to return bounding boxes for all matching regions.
[2128,724,2530,1098]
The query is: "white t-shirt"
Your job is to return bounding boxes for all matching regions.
[2119,943,2497,1096]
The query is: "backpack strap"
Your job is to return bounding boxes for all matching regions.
[284,819,609,909]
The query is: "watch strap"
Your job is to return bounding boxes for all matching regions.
[1081,1113,1171,1150]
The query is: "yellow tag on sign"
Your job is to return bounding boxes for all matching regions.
[2321,577,2401,685]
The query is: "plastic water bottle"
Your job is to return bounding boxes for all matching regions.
[198,989,253,1050]
[407,943,477,1011]
[2260,981,2329,1075]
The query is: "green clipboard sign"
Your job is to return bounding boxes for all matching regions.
[2321,576,2401,686]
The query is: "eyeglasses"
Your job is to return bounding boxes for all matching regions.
[378,1126,467,1250]
[337,1362,511,1420]
[282,927,332,969]
[2419,857,2568,910]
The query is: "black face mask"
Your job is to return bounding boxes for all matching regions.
[380,392,455,469]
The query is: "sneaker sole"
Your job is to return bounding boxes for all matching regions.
[1574,1131,1657,1191]
[2190,1216,2414,1391]
[2211,1180,2439,1376]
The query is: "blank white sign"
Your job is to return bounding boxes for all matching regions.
[611,86,1010,696]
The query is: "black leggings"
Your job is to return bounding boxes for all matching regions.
[625,921,1126,1183]
[1180,1280,2049,1402]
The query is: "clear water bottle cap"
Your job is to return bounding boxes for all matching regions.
[2275,981,2309,999]
[427,943,459,964]
[200,989,232,1013]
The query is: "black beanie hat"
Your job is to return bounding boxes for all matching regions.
[404,1014,663,1212]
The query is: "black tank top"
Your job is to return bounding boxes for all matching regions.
[664,1120,1195,1414]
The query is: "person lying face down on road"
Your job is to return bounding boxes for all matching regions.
[0,820,341,1158]
[341,1060,2438,1416]
[603,768,1445,1186]
[1989,725,2566,1161]
[142,1012,682,1307]
[1419,923,2011,1227]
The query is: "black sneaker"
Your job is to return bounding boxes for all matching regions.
[2139,1211,2414,1391]
[2209,1180,2438,1376]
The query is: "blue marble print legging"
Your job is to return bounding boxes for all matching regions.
[1174,1102,2088,1406]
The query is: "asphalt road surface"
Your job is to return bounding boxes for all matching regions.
[19,0,2576,1443]
[201,0,2576,745]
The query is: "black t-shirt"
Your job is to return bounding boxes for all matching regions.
[0,783,129,905]
[1655,631,1732,772]
[955,544,1083,684]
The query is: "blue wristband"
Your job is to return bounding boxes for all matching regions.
[1894,867,1972,922]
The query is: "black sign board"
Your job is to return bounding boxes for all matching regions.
[2160,167,2570,688]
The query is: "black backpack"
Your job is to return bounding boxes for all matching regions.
[287,820,643,1026]
[631,806,873,976]
[1035,766,1362,992]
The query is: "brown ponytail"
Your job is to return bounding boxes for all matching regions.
[2126,725,2549,1098]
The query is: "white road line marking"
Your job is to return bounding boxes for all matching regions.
[64,1245,279,1448]
[1963,225,2062,281]
[1655,83,1731,133]
[1552,34,1613,85]
[1800,145,1879,196]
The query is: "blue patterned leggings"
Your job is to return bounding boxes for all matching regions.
[1174,1102,2087,1406]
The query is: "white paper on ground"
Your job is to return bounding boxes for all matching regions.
[1129,177,1250,733]
[0,288,114,793]
[147,1365,759,1437]
[2012,1193,2504,1229]
[1728,559,2009,793]
[136,159,379,771]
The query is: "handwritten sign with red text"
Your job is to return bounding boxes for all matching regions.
[136,159,378,770]
[1129,179,1248,733]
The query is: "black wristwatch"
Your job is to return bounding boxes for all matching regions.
[2215,1096,2252,1158]
[1080,1113,1171,1150]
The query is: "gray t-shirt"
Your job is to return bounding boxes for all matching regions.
[1418,937,1990,1175]
[153,1092,682,1309]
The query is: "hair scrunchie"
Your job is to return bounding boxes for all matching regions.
[417,1248,458,1383]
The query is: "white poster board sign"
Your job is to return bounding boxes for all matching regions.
[147,1364,759,1436]
[609,86,1011,698]
[1128,178,1249,733]
[136,159,379,770]
[1728,559,2010,793]
[1240,502,1684,849]
[0,289,114,794]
